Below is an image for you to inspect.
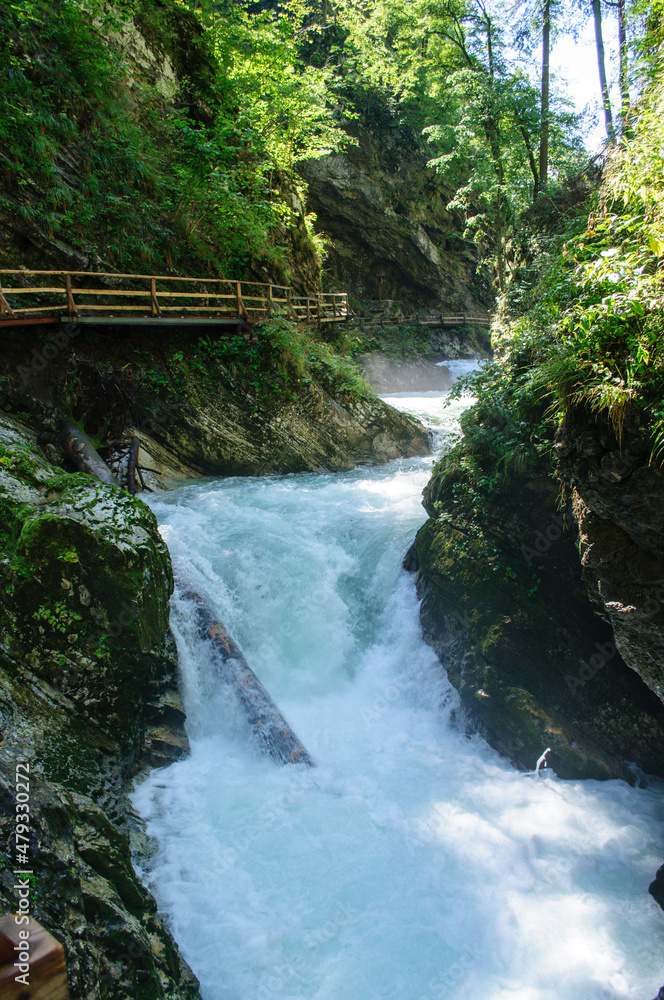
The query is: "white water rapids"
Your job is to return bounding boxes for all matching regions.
[133,361,664,1000]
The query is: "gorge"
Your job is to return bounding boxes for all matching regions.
[1,0,664,997]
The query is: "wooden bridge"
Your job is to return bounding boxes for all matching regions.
[360,311,491,329]
[0,269,349,330]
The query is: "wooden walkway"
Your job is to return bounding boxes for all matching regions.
[0,270,349,329]
[361,312,491,329]
[0,269,491,332]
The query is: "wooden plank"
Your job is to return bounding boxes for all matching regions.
[137,290,235,301]
[0,916,69,1000]
[158,306,239,314]
[58,304,154,312]
[59,289,151,298]
[0,270,271,288]
[55,304,238,315]
[39,289,244,302]
[0,269,235,284]
[0,286,69,295]
[0,317,62,328]
[7,305,65,314]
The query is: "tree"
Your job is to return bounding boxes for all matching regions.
[592,0,615,140]
[539,0,550,189]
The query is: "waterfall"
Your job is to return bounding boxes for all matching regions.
[133,364,664,1000]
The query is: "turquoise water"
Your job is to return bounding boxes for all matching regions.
[133,377,664,1000]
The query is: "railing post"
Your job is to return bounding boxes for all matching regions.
[64,273,78,317]
[150,277,161,317]
[0,280,15,319]
[267,284,275,318]
[236,281,248,320]
[306,298,311,323]
[286,288,298,322]
[316,294,321,325]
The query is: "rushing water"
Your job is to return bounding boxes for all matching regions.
[133,362,664,1000]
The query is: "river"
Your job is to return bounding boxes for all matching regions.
[133,361,664,1000]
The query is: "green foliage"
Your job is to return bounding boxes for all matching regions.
[32,599,83,634]
[149,318,373,408]
[469,65,664,467]
[0,0,330,276]
[210,1,350,170]
[347,323,435,360]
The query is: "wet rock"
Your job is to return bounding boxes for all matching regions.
[415,438,664,781]
[0,410,197,999]
[131,380,429,479]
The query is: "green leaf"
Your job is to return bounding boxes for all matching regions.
[648,235,664,257]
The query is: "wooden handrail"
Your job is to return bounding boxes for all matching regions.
[0,270,349,328]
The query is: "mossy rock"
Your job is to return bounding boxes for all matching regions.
[416,437,664,782]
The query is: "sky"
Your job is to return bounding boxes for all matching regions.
[550,11,620,150]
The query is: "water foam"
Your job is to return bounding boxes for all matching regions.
[133,370,664,1000]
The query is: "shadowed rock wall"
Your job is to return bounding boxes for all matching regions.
[298,121,493,314]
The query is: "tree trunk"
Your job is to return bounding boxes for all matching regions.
[539,0,550,192]
[592,0,615,141]
[480,6,505,291]
[618,0,629,127]
[520,124,540,200]
[59,421,116,487]
[180,584,315,767]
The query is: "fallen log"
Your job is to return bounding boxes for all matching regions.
[59,420,116,486]
[179,584,314,767]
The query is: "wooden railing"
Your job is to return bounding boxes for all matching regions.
[361,312,491,329]
[0,270,349,328]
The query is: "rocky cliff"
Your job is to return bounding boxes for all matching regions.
[0,412,196,999]
[298,118,493,314]
[554,409,664,709]
[412,405,664,783]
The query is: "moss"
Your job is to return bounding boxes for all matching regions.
[416,420,664,781]
[0,442,43,487]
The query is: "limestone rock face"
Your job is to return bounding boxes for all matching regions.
[554,410,664,708]
[132,382,430,480]
[0,412,197,1000]
[298,122,493,312]
[413,441,664,781]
